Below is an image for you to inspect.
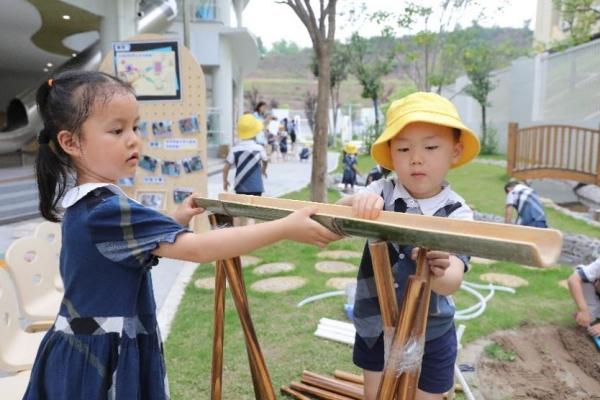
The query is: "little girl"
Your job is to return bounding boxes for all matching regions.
[342,142,361,193]
[23,70,340,399]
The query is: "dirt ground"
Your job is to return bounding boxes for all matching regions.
[469,325,600,399]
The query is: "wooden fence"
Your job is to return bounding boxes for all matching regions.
[507,122,600,185]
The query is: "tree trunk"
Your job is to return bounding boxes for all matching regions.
[481,103,487,150]
[373,96,380,135]
[312,46,332,203]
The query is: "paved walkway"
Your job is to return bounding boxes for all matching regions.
[0,152,339,340]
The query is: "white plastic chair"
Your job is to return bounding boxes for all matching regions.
[33,221,63,292]
[0,268,46,373]
[0,370,31,400]
[5,236,61,322]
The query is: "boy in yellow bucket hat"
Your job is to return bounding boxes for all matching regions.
[341,142,362,193]
[337,92,480,400]
[223,114,269,196]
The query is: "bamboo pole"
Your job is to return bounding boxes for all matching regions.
[289,381,356,400]
[280,385,312,400]
[400,249,432,399]
[301,370,363,399]
[334,370,364,385]
[369,241,399,327]
[376,276,425,399]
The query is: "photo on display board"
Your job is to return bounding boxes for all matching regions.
[138,154,159,172]
[152,120,173,137]
[136,191,166,210]
[162,160,181,176]
[182,155,203,173]
[137,121,149,138]
[173,188,194,204]
[118,177,135,187]
[179,116,200,134]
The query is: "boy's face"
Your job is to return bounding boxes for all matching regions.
[389,122,463,199]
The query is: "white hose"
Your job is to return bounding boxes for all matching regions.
[463,281,516,294]
[297,290,345,307]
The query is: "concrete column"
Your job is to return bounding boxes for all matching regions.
[216,0,231,26]
[214,42,233,145]
[100,0,137,57]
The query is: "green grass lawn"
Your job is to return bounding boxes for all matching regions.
[164,154,594,398]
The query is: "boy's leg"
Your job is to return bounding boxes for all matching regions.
[363,370,382,400]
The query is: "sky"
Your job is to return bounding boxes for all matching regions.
[244,0,538,49]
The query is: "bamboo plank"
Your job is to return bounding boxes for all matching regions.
[290,381,356,400]
[194,194,562,268]
[209,215,225,400]
[334,370,365,385]
[301,371,363,399]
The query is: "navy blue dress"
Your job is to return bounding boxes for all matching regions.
[23,187,189,400]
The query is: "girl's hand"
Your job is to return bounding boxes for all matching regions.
[282,207,342,248]
[172,193,205,226]
[411,248,451,277]
[351,192,384,219]
[575,309,592,328]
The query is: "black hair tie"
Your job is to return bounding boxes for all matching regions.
[38,128,51,145]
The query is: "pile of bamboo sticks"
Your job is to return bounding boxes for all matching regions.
[281,370,364,400]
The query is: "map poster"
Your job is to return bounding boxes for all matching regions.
[113,40,182,101]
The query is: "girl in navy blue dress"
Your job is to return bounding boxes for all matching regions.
[23,70,340,400]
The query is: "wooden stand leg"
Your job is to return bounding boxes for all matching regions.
[210,259,226,400]
[372,247,431,400]
[209,214,275,400]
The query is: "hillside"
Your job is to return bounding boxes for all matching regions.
[244,27,533,110]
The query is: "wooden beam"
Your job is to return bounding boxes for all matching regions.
[194,194,562,268]
[301,371,363,399]
[290,381,356,400]
[334,370,364,385]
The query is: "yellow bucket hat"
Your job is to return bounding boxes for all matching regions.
[343,142,358,155]
[371,92,480,170]
[237,114,263,140]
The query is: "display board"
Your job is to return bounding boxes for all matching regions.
[100,34,207,231]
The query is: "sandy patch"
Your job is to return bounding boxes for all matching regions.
[466,325,600,400]
[479,273,529,288]
[558,279,569,289]
[315,261,358,274]
[253,262,295,275]
[317,250,362,260]
[250,277,307,293]
[326,277,357,290]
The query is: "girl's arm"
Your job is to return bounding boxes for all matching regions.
[567,272,592,327]
[154,207,341,263]
[504,205,513,223]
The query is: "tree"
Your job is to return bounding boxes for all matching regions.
[304,91,318,133]
[347,32,396,135]
[270,39,301,55]
[278,0,338,203]
[244,86,261,111]
[311,41,350,142]
[553,0,600,47]
[256,37,268,57]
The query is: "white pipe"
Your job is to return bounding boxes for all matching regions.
[319,318,355,330]
[297,290,345,307]
[455,364,476,400]
[315,328,355,345]
[462,281,516,294]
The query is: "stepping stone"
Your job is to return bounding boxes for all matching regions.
[253,262,295,275]
[558,279,569,289]
[251,277,307,293]
[470,257,496,265]
[317,250,362,260]
[194,277,228,290]
[479,273,529,288]
[326,277,357,290]
[315,261,358,274]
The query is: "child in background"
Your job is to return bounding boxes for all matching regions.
[567,258,600,338]
[342,142,361,193]
[504,180,548,228]
[24,70,340,399]
[223,114,269,196]
[337,92,480,400]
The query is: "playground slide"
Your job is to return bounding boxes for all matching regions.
[0,0,178,154]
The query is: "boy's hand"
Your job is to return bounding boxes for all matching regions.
[589,322,600,337]
[282,207,343,248]
[172,193,205,226]
[352,192,384,219]
[412,248,451,277]
[575,309,592,328]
